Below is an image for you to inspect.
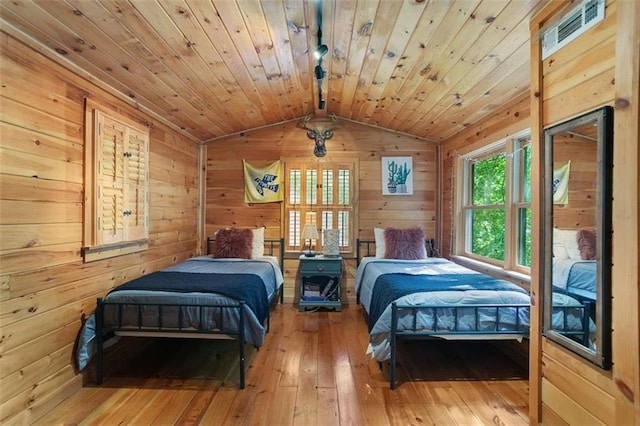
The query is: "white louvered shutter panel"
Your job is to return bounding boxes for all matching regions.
[96,113,125,245]
[124,127,149,241]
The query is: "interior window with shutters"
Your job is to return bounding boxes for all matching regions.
[284,162,354,254]
[83,104,149,262]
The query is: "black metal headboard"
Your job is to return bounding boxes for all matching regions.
[206,237,285,271]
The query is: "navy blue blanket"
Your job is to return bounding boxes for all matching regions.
[109,271,269,324]
[368,273,528,331]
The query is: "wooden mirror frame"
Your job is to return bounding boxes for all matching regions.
[542,106,613,369]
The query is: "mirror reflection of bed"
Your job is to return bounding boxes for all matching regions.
[551,123,598,348]
[543,106,613,368]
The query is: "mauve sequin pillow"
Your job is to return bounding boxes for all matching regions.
[214,228,253,259]
[577,228,597,260]
[384,227,427,260]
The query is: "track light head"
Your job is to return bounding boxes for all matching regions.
[314,65,326,80]
[314,44,328,60]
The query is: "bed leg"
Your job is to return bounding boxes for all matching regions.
[239,340,245,389]
[390,346,397,390]
[239,302,246,389]
[390,302,397,390]
[583,302,592,347]
[96,298,104,385]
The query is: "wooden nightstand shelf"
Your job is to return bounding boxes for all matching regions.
[298,255,342,311]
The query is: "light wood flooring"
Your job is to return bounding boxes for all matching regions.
[35,304,530,425]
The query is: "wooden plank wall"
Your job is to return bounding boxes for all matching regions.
[205,120,439,304]
[529,0,640,424]
[610,0,640,423]
[538,0,618,424]
[0,34,200,423]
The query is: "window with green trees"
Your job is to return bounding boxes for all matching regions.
[460,135,531,271]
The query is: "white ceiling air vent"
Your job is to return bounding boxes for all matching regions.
[542,0,605,60]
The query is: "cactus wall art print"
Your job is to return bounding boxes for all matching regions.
[382,157,413,195]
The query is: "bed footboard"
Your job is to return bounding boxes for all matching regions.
[386,302,590,389]
[96,298,248,389]
[388,302,530,390]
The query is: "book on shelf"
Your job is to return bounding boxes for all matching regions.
[321,278,336,297]
[302,295,327,301]
[303,283,321,297]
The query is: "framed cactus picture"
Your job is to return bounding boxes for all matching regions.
[382,157,413,195]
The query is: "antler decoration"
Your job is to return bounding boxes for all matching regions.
[298,114,340,157]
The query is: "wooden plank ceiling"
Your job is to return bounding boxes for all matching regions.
[0,0,542,143]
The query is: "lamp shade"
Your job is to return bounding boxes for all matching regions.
[301,224,319,242]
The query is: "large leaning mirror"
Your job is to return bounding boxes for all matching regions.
[542,106,612,369]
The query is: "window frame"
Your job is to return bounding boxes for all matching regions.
[456,133,531,275]
[83,100,150,262]
[283,160,356,256]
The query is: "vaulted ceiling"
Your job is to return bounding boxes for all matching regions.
[0,0,542,143]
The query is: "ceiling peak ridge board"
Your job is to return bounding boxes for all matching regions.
[337,117,440,145]
[201,116,303,145]
[201,113,439,146]
[0,17,201,145]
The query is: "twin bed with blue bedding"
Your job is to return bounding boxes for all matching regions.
[80,237,284,389]
[356,257,530,360]
[355,238,591,389]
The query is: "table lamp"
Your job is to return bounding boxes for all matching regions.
[301,224,319,257]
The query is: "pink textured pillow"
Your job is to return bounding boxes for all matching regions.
[214,228,253,259]
[384,227,427,260]
[576,229,597,260]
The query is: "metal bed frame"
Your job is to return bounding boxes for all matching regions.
[356,238,592,389]
[95,237,284,389]
[356,239,531,389]
[387,302,529,389]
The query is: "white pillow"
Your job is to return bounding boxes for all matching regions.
[553,228,580,260]
[251,227,265,258]
[374,227,385,258]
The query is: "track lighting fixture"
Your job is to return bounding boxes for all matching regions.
[314,44,328,60]
[315,0,327,109]
[314,65,326,81]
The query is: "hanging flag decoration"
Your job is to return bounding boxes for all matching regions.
[243,160,283,203]
[553,160,571,204]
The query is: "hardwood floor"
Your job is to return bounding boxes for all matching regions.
[35,305,529,425]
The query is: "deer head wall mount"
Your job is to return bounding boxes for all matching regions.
[298,114,340,157]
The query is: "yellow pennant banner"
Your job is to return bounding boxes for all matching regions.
[553,160,571,205]
[243,160,283,203]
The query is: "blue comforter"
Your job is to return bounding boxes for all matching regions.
[368,272,528,331]
[111,271,269,323]
[77,257,280,371]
